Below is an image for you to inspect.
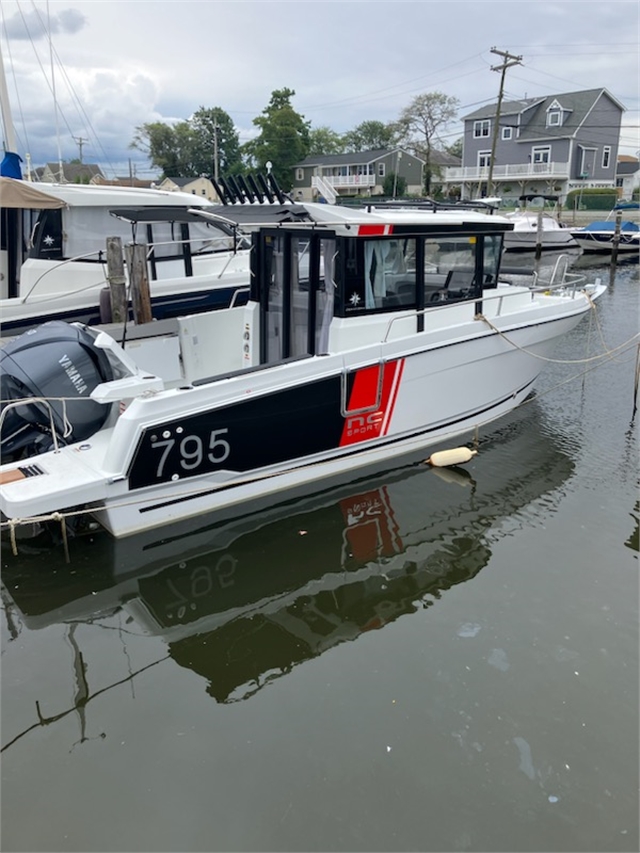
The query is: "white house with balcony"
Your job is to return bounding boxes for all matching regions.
[443,88,625,204]
[291,149,424,202]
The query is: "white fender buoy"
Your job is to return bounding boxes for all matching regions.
[426,447,478,467]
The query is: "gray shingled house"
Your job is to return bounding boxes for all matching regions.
[443,88,625,203]
[291,148,425,202]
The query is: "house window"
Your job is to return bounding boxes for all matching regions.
[501,127,512,141]
[477,151,491,169]
[602,147,611,169]
[547,110,562,127]
[378,163,385,177]
[532,146,551,164]
[474,120,491,138]
[296,168,304,181]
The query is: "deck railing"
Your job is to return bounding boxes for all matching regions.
[444,162,571,182]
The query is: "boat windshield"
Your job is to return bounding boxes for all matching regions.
[337,232,502,315]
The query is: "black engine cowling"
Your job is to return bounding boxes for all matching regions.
[1,321,116,463]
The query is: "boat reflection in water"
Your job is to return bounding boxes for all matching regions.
[2,400,574,705]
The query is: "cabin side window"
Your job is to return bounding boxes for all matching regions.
[29,209,64,260]
[423,236,480,302]
[61,207,137,260]
[335,232,502,316]
[340,238,417,314]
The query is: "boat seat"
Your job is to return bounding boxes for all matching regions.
[395,281,416,304]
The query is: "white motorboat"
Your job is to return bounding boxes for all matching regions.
[0,178,253,336]
[502,195,578,252]
[569,204,640,254]
[0,198,606,539]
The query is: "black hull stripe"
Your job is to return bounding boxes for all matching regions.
[136,377,535,516]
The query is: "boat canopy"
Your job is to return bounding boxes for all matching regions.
[0,177,66,209]
[109,206,228,224]
[583,220,639,232]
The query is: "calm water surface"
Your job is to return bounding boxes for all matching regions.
[1,258,638,852]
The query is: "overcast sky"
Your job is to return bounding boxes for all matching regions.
[1,0,638,178]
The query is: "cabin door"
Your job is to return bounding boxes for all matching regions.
[260,231,335,365]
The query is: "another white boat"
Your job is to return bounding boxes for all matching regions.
[0,178,252,336]
[502,195,578,252]
[0,199,605,539]
[569,204,639,254]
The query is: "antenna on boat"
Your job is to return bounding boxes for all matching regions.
[210,175,228,204]
[247,174,265,203]
[268,173,286,204]
[258,173,275,203]
[236,174,255,203]
[227,175,244,203]
[219,176,238,204]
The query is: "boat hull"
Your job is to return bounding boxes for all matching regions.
[503,230,578,252]
[570,233,639,254]
[0,293,597,538]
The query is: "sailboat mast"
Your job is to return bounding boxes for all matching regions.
[0,40,18,154]
[46,0,63,181]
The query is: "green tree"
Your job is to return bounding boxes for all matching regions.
[242,88,311,190]
[190,107,242,177]
[395,92,460,195]
[446,137,463,159]
[129,107,240,178]
[343,120,399,152]
[308,125,345,155]
[382,172,407,197]
[129,120,194,177]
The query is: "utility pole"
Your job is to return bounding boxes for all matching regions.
[213,119,219,182]
[73,135,89,163]
[487,47,522,197]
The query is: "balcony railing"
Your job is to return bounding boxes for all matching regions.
[444,162,571,182]
[313,174,377,189]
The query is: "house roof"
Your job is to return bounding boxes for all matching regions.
[463,88,626,141]
[92,176,156,188]
[161,176,203,187]
[616,159,640,176]
[463,98,543,121]
[430,149,461,166]
[42,162,104,182]
[293,148,424,168]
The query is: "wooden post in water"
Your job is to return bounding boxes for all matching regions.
[609,209,622,288]
[534,209,544,274]
[125,243,153,324]
[105,236,127,324]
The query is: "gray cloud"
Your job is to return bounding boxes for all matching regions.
[2,7,86,40]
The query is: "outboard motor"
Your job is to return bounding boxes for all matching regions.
[1,321,116,463]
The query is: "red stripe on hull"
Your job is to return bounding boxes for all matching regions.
[340,359,404,447]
